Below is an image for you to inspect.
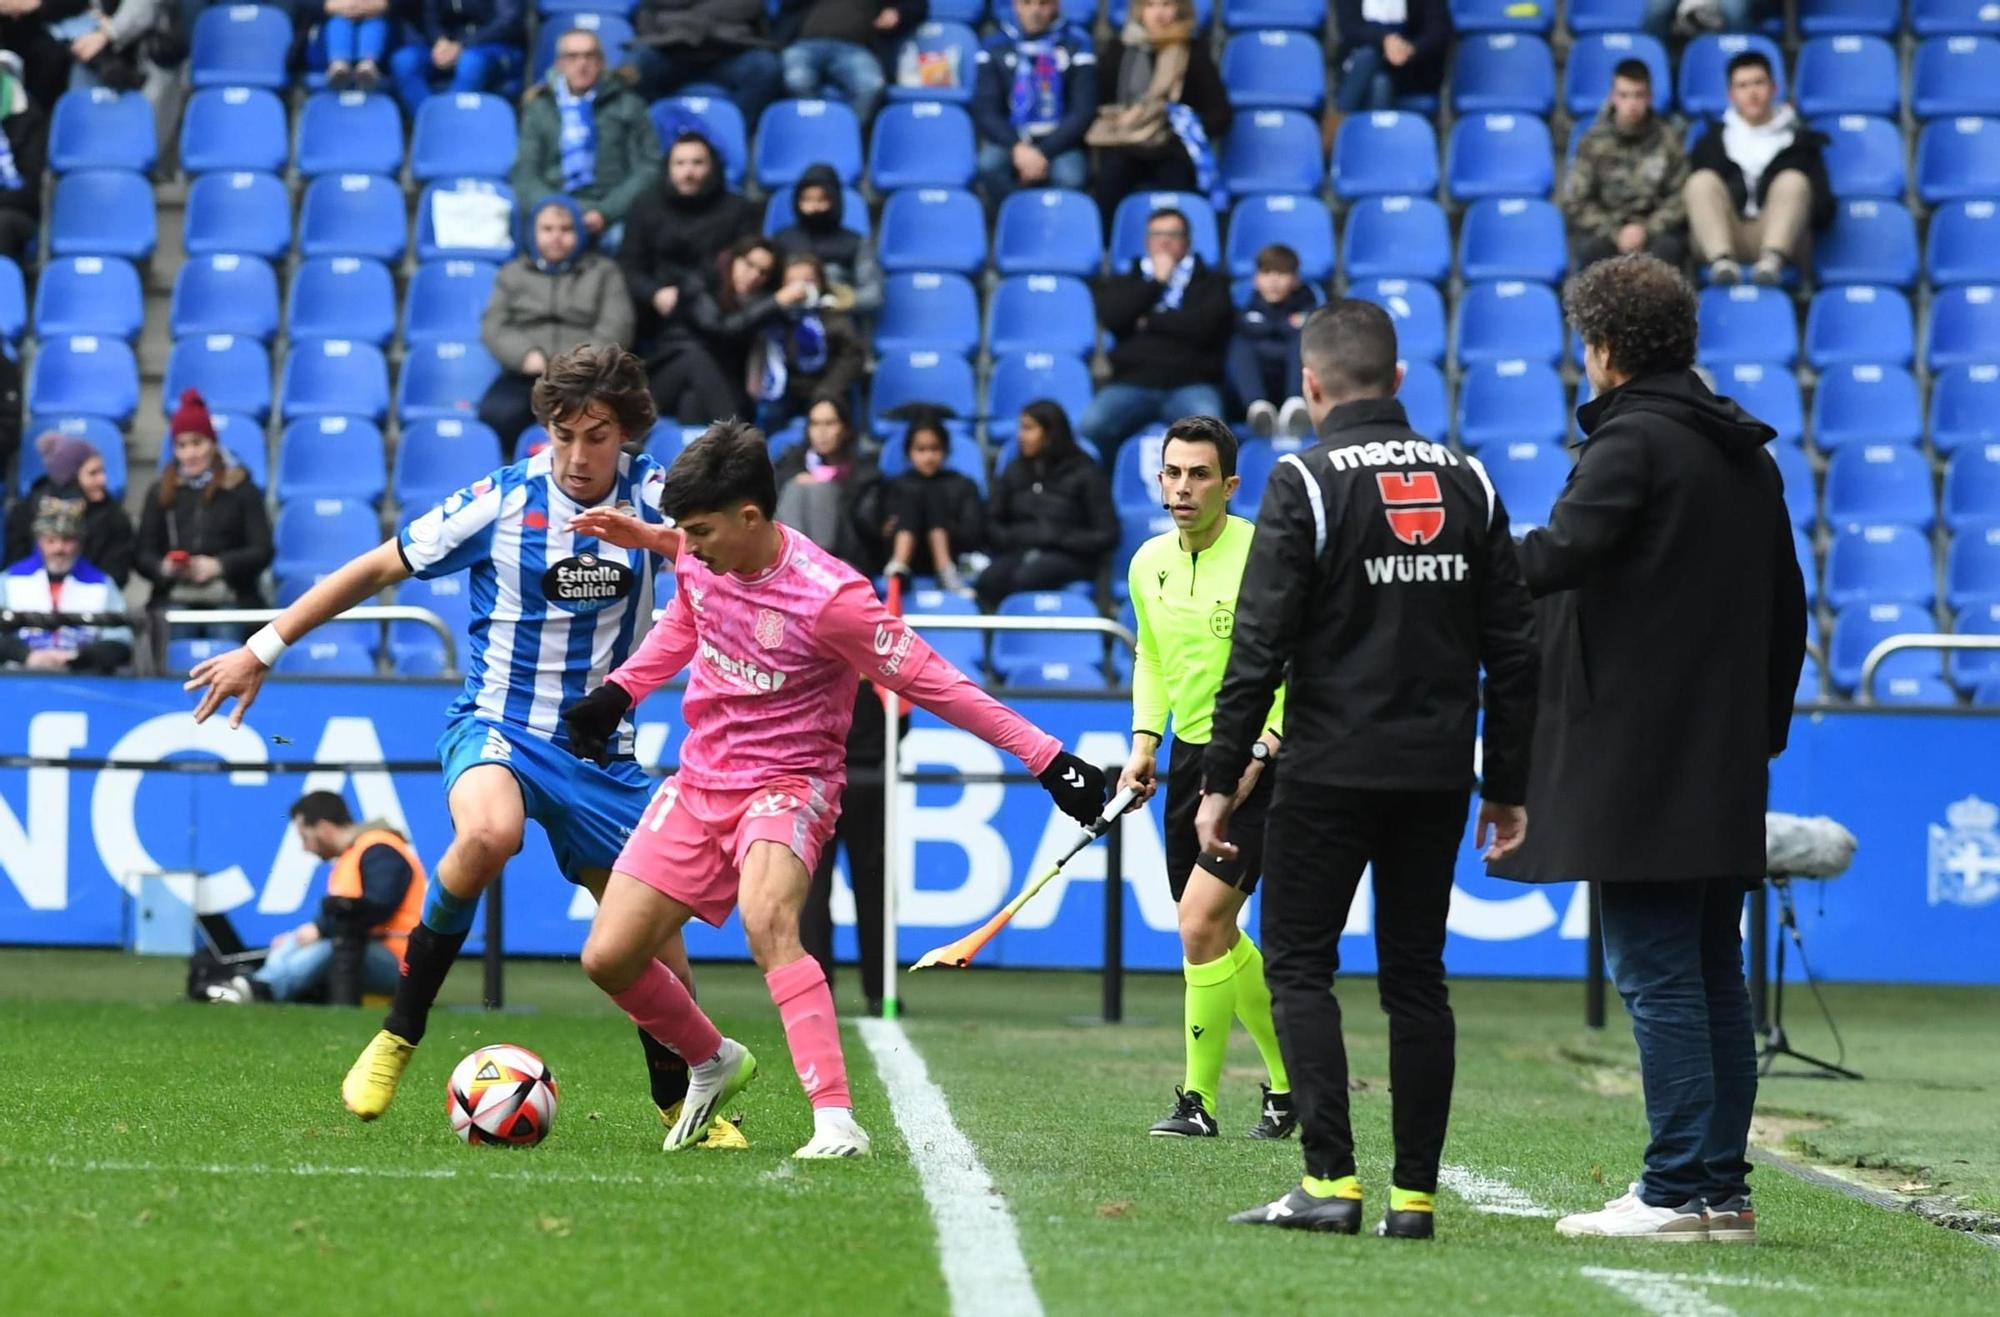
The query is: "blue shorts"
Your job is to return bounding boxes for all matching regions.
[438,718,653,885]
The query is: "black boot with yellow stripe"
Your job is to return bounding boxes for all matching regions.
[1228,1174,1364,1233]
[1376,1187,1436,1239]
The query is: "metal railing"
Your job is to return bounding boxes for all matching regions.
[158,606,460,675]
[1858,634,2000,703]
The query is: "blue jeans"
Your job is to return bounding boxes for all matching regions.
[1600,879,1759,1209]
[388,41,520,115]
[323,15,391,64]
[1226,333,1302,412]
[1079,381,1226,456]
[1335,44,1395,113]
[976,140,1089,208]
[1643,0,1762,37]
[628,45,784,127]
[254,934,401,1002]
[782,39,886,125]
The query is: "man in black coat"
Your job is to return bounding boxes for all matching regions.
[1491,254,1808,1242]
[1682,49,1832,287]
[620,131,761,342]
[626,0,784,123]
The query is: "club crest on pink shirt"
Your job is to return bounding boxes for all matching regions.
[754,607,786,651]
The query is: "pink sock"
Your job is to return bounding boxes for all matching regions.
[610,961,722,1067]
[766,956,851,1110]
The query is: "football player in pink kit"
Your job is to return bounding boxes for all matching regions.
[562,422,1109,1158]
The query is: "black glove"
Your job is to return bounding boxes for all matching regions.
[1038,751,1107,826]
[562,682,633,765]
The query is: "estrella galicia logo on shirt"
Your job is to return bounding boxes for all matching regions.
[541,552,635,614]
[1377,472,1447,546]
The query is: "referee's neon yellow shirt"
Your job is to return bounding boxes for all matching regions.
[1127,514,1285,747]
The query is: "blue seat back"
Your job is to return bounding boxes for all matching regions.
[49,170,158,262]
[1812,363,1922,449]
[875,271,981,358]
[871,349,977,424]
[1915,116,2000,204]
[1815,198,1918,288]
[755,99,865,188]
[1696,285,1797,368]
[1826,524,1936,609]
[183,170,289,261]
[1927,285,2000,371]
[1564,32,1669,116]
[653,95,747,188]
[1679,34,1784,118]
[1914,36,2000,118]
[1342,195,1450,282]
[300,173,408,263]
[1805,284,1914,370]
[1222,29,1326,111]
[34,256,145,341]
[1458,196,1567,284]
[869,100,977,191]
[1718,362,1803,446]
[281,337,391,422]
[1820,114,1905,200]
[273,496,382,587]
[1825,443,1936,532]
[1944,446,2000,534]
[394,417,505,509]
[164,333,272,421]
[411,92,519,182]
[1928,201,2000,286]
[171,253,281,341]
[1348,278,1446,365]
[988,274,1096,359]
[288,256,397,347]
[399,340,503,422]
[180,85,288,175]
[297,91,405,177]
[277,415,388,505]
[50,89,158,172]
[1223,193,1335,281]
[1481,440,1568,531]
[1447,114,1555,201]
[1457,280,1564,367]
[986,353,1094,438]
[1796,35,1898,119]
[191,5,294,90]
[994,188,1104,278]
[1219,108,1325,197]
[878,188,986,274]
[1932,365,2000,453]
[1456,359,1566,449]
[1450,33,1555,116]
[1330,111,1439,200]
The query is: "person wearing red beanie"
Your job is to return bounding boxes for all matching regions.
[136,389,273,620]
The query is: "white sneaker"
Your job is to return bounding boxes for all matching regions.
[1245,400,1278,438]
[664,1038,758,1152]
[1556,1184,1709,1241]
[794,1107,872,1159]
[1278,396,1313,439]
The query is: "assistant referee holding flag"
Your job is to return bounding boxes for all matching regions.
[1198,300,1540,1239]
[1118,416,1294,1142]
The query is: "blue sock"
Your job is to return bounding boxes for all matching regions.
[423,885,478,936]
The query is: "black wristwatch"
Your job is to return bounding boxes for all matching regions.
[1250,740,1274,764]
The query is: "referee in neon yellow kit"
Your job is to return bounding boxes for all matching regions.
[1118,416,1294,1141]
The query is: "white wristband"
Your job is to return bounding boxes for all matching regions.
[247,624,289,668]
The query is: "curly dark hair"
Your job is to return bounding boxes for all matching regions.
[532,343,657,440]
[1564,253,1697,382]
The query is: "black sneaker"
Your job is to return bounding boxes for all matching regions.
[1149,1087,1218,1137]
[1246,1085,1296,1140]
[1229,1186,1362,1233]
[1376,1209,1435,1240]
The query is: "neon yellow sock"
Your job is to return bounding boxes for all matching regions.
[1389,1187,1436,1213]
[1302,1174,1363,1201]
[1182,951,1236,1108]
[1228,935,1289,1093]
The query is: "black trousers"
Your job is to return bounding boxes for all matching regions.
[1260,781,1468,1192]
[477,371,539,460]
[974,548,1096,610]
[649,343,746,426]
[1094,148,1197,239]
[798,772,887,1005]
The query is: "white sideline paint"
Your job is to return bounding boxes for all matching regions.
[857,1017,1043,1317]
[1439,1164,1552,1216]
[1579,1267,1816,1317]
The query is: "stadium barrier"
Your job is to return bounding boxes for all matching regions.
[1859,633,2000,703]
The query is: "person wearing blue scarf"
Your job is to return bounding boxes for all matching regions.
[512,31,663,251]
[750,252,865,432]
[970,0,1097,208]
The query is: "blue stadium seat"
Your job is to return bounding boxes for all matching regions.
[170,253,279,342]
[1221,30,1325,112]
[1348,278,1447,365]
[181,171,288,261]
[1566,0,1644,32]
[190,5,293,90]
[163,636,236,674]
[272,619,381,676]
[1450,0,1554,32]
[1794,525,1819,606]
[652,95,747,188]
[1456,359,1566,450]
[1795,35,1898,119]
[165,333,271,421]
[203,413,268,487]
[0,257,22,344]
[49,89,157,172]
[1806,285,1913,370]
[1915,116,2000,204]
[1874,670,1959,705]
[1220,109,1324,197]
[1399,359,1450,441]
[398,340,502,423]
[1932,365,2000,453]
[411,92,518,182]
[1457,281,1563,368]
[300,174,408,264]
[994,189,1104,278]
[1110,191,1221,267]
[1796,651,1824,703]
[1818,115,1905,201]
[1222,0,1325,29]
[1697,285,1797,369]
[1951,601,2000,689]
[1813,363,1922,450]
[273,498,382,590]
[1006,659,1106,690]
[871,349,977,425]
[1829,602,1935,693]
[889,21,980,105]
[1719,363,1803,446]
[875,271,980,358]
[1826,524,1936,609]
[1450,33,1555,116]
[1944,446,2000,534]
[1914,37,2000,118]
[906,587,985,674]
[1482,441,1568,532]
[1457,197,1567,284]
[402,261,500,347]
[284,256,396,347]
[1801,0,1901,35]
[276,416,388,505]
[390,575,474,676]
[280,338,391,422]
[1767,440,1816,529]
[1564,33,1669,117]
[179,86,287,175]
[16,415,127,496]
[530,12,634,78]
[1113,510,1170,597]
[1222,193,1334,281]
[1814,199,1917,289]
[986,352,1094,439]
[413,178,517,263]
[992,591,1105,683]
[869,101,976,192]
[644,421,710,467]
[1342,195,1451,283]
[1233,436,1278,508]
[1446,114,1554,201]
[48,170,156,261]
[33,256,143,340]
[988,274,1095,359]
[394,417,505,510]
[1927,286,2000,372]
[761,184,870,239]
[1110,429,1167,511]
[296,91,404,178]
[1679,35,1784,119]
[1914,0,2000,37]
[1949,531,2000,610]
[755,100,864,188]
[878,187,986,275]
[1826,444,1936,531]
[1330,111,1439,200]
[1928,201,2000,286]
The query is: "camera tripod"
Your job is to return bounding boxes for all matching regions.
[1747,876,1862,1080]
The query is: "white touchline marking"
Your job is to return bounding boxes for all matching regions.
[19,1156,674,1187]
[858,1017,1043,1317]
[1439,1164,1552,1216]
[1580,1267,1817,1317]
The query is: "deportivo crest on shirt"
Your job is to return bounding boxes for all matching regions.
[754,607,786,650]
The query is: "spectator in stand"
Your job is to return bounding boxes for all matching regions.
[0,7,75,105]
[61,0,177,106]
[388,0,526,114]
[774,0,923,127]
[1,498,135,675]
[512,29,661,252]
[972,0,1095,205]
[477,197,637,456]
[1087,0,1229,230]
[318,0,395,91]
[645,233,779,423]
[774,395,885,574]
[978,398,1116,608]
[1644,0,1769,39]
[1228,243,1315,440]
[772,161,884,315]
[626,0,783,126]
[882,402,983,595]
[5,431,136,586]
[747,251,865,432]
[1081,205,1231,457]
[1565,59,1689,274]
[0,51,45,267]
[1683,50,1831,288]
[1329,0,1449,115]
[136,389,274,622]
[622,129,759,338]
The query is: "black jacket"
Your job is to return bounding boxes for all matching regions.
[773,0,924,62]
[1688,113,1836,233]
[1206,397,1539,800]
[1489,370,1808,886]
[986,448,1117,559]
[1095,258,1234,391]
[771,162,884,315]
[5,480,137,587]
[0,96,48,223]
[1333,0,1452,96]
[634,0,769,52]
[135,464,274,608]
[620,166,761,330]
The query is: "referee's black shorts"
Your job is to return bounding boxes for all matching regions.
[1163,735,1275,901]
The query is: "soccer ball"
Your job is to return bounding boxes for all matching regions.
[447,1044,558,1146]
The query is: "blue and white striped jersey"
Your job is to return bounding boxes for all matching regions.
[397,448,669,756]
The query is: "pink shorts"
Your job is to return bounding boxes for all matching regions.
[614,774,842,926]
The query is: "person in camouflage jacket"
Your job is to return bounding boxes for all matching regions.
[1562,58,1688,273]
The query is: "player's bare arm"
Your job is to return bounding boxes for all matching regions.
[567,507,681,561]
